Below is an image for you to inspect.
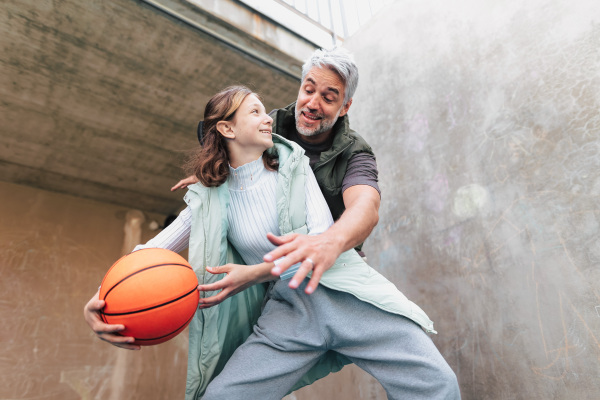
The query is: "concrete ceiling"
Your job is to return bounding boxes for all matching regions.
[1,0,306,215]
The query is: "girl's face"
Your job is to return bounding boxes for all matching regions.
[230,94,274,153]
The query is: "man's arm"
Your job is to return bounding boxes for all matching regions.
[326,184,380,251]
[265,184,380,294]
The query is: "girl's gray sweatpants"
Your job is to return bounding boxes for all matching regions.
[203,278,461,400]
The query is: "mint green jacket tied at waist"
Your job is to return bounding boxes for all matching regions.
[182,134,436,399]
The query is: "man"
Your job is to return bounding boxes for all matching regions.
[173,47,381,296]
[168,49,459,399]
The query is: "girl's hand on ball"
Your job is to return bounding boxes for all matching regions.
[83,291,141,351]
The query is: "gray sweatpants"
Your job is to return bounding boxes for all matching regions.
[203,279,460,400]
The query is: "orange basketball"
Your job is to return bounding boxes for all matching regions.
[99,248,199,346]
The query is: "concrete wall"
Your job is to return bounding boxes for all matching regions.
[1,0,302,215]
[343,0,600,398]
[0,181,189,399]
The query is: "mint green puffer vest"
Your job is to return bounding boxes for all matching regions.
[182,135,435,399]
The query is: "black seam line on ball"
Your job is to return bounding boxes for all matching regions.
[102,262,193,300]
[101,286,198,316]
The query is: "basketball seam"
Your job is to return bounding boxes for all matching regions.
[101,262,193,301]
[101,286,198,316]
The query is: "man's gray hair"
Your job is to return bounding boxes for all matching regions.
[301,47,359,106]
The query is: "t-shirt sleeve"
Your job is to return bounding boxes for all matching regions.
[341,152,381,196]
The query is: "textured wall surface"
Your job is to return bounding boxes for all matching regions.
[0,181,193,399]
[344,0,600,398]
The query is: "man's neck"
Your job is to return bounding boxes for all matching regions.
[289,128,336,165]
[295,129,333,145]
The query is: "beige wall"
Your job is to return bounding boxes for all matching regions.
[0,181,190,399]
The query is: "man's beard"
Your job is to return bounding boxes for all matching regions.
[295,106,340,137]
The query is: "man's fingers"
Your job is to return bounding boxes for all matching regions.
[288,259,313,289]
[171,176,199,192]
[305,266,324,295]
[266,232,296,245]
[170,179,189,191]
[270,250,305,275]
[265,232,336,294]
[265,242,303,266]
[264,233,298,261]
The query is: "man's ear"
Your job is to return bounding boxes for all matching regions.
[339,98,353,117]
[216,121,235,139]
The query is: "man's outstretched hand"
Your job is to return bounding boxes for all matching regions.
[263,232,343,295]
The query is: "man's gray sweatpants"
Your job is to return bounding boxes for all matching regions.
[203,278,460,400]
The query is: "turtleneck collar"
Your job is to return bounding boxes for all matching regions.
[228,156,266,191]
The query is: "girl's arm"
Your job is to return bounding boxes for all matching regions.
[196,261,275,308]
[132,207,192,253]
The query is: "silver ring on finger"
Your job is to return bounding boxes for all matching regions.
[305,257,315,269]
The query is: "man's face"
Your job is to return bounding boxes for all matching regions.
[295,67,352,142]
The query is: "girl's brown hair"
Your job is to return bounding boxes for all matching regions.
[184,86,278,187]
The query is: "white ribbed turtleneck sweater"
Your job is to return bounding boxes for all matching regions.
[135,156,334,279]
